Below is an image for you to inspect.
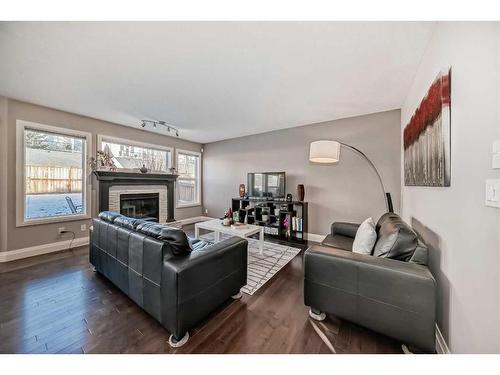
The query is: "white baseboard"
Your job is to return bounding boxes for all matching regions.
[171,216,215,227]
[305,233,327,243]
[435,324,451,354]
[0,236,89,263]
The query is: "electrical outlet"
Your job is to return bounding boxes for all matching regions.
[204,208,208,214]
[58,227,66,234]
[81,224,87,232]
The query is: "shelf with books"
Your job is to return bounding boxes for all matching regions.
[231,197,308,244]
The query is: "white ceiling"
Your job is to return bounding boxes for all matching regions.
[0,22,434,143]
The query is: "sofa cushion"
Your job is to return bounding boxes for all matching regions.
[373,213,420,262]
[113,216,148,230]
[352,217,377,255]
[98,211,123,223]
[190,239,213,251]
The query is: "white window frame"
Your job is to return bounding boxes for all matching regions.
[97,135,173,172]
[16,120,92,227]
[175,148,201,208]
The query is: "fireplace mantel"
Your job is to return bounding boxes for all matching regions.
[93,170,178,222]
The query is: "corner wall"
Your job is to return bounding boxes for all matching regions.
[203,110,401,236]
[401,22,500,353]
[1,99,203,253]
[0,97,8,252]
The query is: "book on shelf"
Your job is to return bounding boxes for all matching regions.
[291,217,303,232]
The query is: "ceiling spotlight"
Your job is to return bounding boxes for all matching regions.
[140,119,179,137]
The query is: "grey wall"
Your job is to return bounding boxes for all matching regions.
[203,110,401,236]
[0,97,8,252]
[401,22,500,353]
[0,98,203,252]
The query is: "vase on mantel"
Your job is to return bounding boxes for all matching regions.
[297,184,305,201]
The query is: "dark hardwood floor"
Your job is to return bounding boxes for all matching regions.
[0,225,402,354]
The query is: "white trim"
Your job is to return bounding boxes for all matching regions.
[97,134,174,171]
[435,324,451,354]
[305,232,327,243]
[0,236,89,263]
[175,148,202,208]
[172,216,215,226]
[16,120,92,227]
[97,134,174,153]
[176,202,202,208]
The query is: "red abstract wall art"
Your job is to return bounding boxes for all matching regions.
[404,68,451,186]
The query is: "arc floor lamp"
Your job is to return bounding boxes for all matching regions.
[309,140,393,213]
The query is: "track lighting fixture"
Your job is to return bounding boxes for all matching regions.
[140,120,179,137]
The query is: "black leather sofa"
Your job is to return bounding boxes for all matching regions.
[90,211,248,348]
[304,213,436,352]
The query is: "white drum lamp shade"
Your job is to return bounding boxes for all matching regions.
[309,140,341,163]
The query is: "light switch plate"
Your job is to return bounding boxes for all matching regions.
[493,139,500,169]
[485,179,500,208]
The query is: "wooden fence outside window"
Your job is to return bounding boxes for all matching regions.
[25,165,82,194]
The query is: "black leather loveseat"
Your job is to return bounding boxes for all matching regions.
[90,211,248,348]
[304,213,436,352]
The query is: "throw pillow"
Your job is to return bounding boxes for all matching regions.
[352,217,377,255]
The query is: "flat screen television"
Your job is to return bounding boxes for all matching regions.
[247,172,286,198]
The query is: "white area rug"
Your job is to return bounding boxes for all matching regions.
[199,232,302,296]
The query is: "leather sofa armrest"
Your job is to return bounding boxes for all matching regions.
[164,236,247,279]
[161,236,248,338]
[331,222,360,238]
[304,244,436,317]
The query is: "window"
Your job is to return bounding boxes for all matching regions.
[176,149,201,207]
[97,135,172,173]
[16,120,91,225]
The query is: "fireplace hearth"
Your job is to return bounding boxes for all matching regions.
[120,193,159,221]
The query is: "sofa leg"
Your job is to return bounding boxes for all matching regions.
[168,332,189,348]
[308,308,326,321]
[401,344,414,354]
[231,291,243,300]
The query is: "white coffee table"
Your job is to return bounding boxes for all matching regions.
[195,219,265,254]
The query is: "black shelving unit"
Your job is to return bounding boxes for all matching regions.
[231,197,308,243]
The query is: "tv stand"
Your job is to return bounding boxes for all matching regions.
[231,197,308,243]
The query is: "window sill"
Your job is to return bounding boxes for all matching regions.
[176,203,201,209]
[16,214,91,227]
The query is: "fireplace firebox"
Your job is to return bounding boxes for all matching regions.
[120,193,159,222]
